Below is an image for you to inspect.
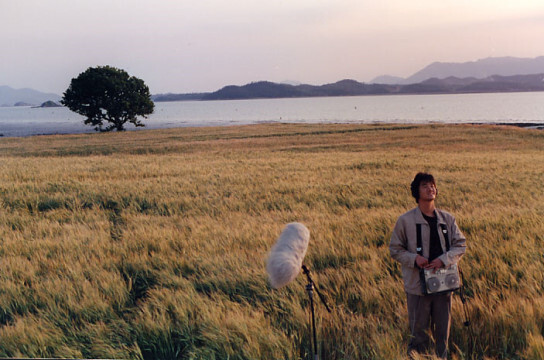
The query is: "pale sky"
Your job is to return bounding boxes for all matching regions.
[1,0,543,95]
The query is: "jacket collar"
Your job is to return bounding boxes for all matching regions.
[414,206,446,225]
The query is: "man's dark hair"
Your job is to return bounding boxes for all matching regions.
[411,172,436,203]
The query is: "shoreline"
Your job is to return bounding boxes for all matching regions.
[475,122,544,129]
[1,121,544,139]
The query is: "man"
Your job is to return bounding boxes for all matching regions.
[390,172,466,359]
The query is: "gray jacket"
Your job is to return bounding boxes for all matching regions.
[389,207,466,295]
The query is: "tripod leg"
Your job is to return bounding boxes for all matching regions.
[307,283,318,360]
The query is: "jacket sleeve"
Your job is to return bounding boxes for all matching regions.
[389,217,418,268]
[439,216,466,267]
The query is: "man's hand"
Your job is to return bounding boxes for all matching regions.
[415,255,428,268]
[425,258,445,272]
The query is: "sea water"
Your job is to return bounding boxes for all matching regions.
[1,92,543,138]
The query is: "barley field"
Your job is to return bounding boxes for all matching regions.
[0,123,543,359]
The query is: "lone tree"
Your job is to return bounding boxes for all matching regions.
[62,66,154,132]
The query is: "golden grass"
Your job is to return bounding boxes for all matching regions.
[0,123,543,359]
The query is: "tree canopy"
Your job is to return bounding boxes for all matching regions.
[62,66,154,132]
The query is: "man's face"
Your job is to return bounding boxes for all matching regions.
[418,181,437,202]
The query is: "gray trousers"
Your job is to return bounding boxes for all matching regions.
[406,292,452,359]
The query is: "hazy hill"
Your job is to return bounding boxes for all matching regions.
[400,73,544,93]
[38,100,62,108]
[0,86,61,107]
[372,56,544,84]
[370,75,405,85]
[406,56,544,84]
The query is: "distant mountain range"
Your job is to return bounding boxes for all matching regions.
[0,86,61,107]
[3,56,544,105]
[152,56,544,101]
[371,56,544,84]
[153,73,544,101]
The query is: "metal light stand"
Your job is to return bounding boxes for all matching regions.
[302,264,332,360]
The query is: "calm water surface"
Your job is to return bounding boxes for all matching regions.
[1,92,543,137]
